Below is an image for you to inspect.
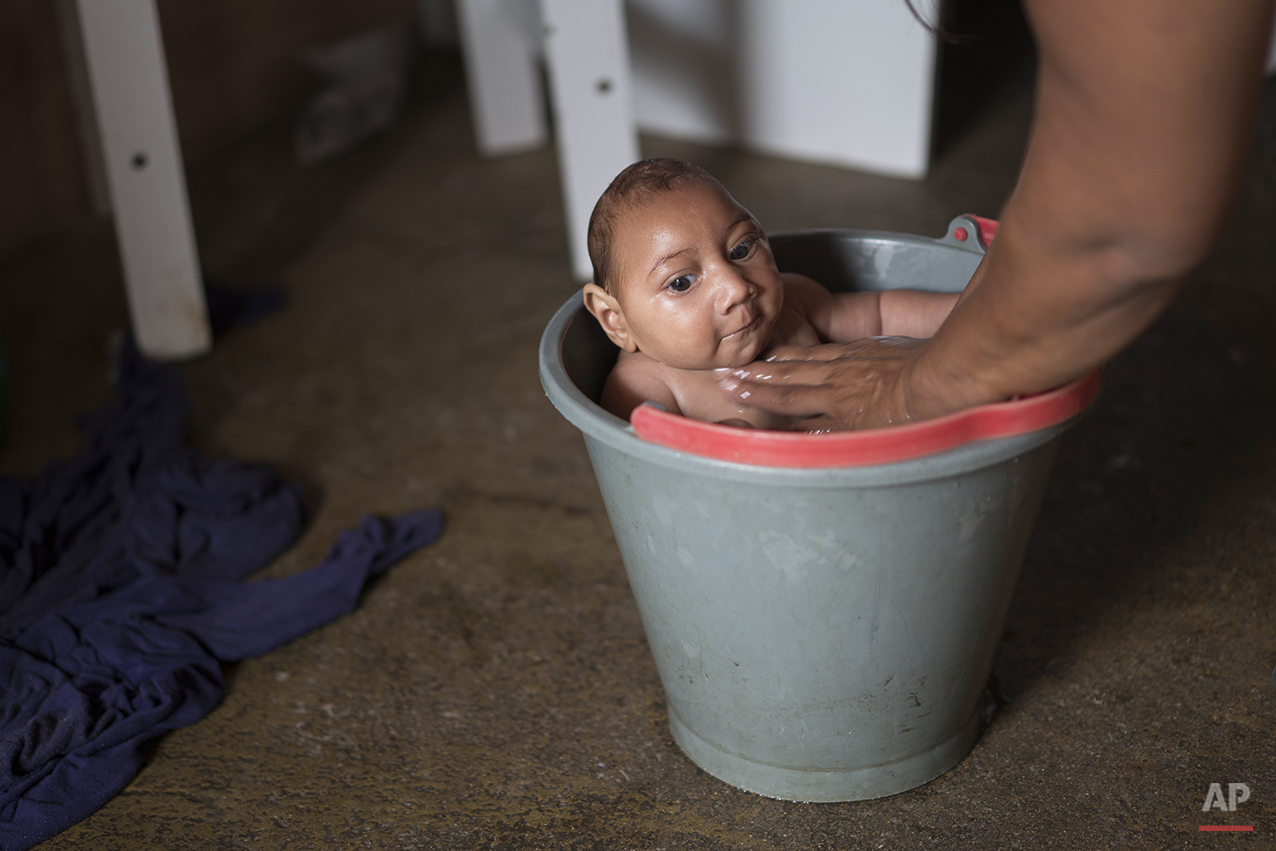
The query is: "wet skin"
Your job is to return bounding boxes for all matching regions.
[582,182,959,427]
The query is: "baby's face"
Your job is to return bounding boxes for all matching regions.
[609,183,783,370]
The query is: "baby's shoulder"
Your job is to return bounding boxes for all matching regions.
[780,272,832,306]
[610,349,672,384]
[770,273,827,347]
[600,351,681,419]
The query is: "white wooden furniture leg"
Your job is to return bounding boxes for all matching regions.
[74,0,211,360]
[539,0,639,281]
[456,0,548,155]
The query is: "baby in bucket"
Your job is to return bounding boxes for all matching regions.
[583,158,961,429]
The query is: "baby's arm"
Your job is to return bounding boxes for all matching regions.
[878,289,961,338]
[598,353,681,421]
[783,274,958,343]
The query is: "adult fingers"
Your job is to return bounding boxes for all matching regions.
[756,342,860,364]
[760,336,922,365]
[717,357,887,421]
[715,337,927,428]
[716,367,834,418]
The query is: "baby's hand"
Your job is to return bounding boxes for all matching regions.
[714,418,755,429]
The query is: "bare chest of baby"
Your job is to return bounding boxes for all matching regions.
[610,306,822,430]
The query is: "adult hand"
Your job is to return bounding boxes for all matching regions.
[716,0,1272,434]
[716,336,951,431]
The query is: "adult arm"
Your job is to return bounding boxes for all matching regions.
[720,0,1275,430]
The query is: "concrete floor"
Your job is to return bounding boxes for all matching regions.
[2,49,1274,850]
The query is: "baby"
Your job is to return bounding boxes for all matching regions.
[583,158,960,429]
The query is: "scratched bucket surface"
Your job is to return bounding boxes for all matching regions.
[538,218,1094,802]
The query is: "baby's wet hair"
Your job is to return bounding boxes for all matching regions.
[587,158,728,295]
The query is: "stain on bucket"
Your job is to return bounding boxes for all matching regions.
[539,217,1100,802]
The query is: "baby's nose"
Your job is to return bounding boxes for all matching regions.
[715,270,753,310]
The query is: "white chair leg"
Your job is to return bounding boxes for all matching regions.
[456,0,548,155]
[539,0,640,281]
[74,0,211,360]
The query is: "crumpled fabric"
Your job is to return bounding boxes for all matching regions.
[0,343,442,851]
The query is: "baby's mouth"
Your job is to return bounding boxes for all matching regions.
[722,315,758,340]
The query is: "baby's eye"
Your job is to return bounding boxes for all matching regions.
[730,238,756,261]
[667,274,695,293]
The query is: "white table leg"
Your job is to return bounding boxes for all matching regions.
[540,0,640,281]
[74,0,210,360]
[456,0,549,155]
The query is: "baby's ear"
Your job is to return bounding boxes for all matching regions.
[582,284,638,352]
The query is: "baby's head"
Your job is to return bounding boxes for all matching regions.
[583,158,784,370]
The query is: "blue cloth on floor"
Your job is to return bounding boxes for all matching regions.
[0,343,442,851]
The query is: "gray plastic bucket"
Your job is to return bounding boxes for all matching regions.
[538,217,1094,802]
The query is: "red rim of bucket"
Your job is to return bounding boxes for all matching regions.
[630,368,1102,468]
